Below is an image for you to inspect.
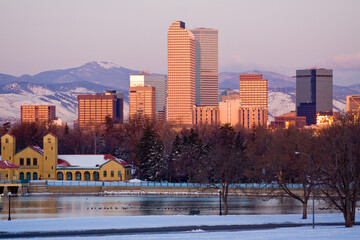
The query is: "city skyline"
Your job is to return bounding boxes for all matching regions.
[0,0,359,86]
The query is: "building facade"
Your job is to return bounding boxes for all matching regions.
[190,28,219,107]
[129,86,156,120]
[219,98,242,126]
[239,107,268,129]
[130,74,167,120]
[239,74,268,108]
[21,105,56,123]
[239,74,268,125]
[192,106,219,125]
[296,68,333,125]
[0,133,131,181]
[77,90,123,128]
[168,21,195,124]
[346,95,360,113]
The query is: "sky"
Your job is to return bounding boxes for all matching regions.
[0,0,360,85]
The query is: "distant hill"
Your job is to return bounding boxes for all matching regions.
[219,70,295,89]
[0,81,129,124]
[11,61,142,91]
[0,73,17,85]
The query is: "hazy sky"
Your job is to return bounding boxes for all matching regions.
[1,0,360,85]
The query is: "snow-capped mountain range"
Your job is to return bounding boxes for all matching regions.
[0,61,357,124]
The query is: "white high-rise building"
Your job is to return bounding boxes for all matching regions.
[130,74,167,120]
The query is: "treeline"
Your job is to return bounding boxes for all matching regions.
[1,114,359,227]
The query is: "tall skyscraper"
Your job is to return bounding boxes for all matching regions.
[190,28,218,107]
[296,68,333,125]
[130,74,167,120]
[77,90,123,128]
[129,86,155,120]
[21,105,56,123]
[168,21,195,124]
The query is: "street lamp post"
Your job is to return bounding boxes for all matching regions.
[8,192,11,221]
[218,189,222,215]
[295,151,315,229]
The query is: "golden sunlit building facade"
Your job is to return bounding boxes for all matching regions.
[77,90,123,128]
[239,107,267,129]
[239,74,268,124]
[239,74,268,108]
[129,86,156,120]
[21,105,56,123]
[168,21,195,125]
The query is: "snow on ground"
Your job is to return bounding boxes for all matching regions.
[28,226,360,240]
[1,213,357,234]
[268,91,295,122]
[333,98,346,112]
[95,61,120,70]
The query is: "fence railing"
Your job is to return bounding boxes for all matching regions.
[42,180,304,189]
[0,179,28,184]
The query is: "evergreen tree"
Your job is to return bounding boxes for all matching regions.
[167,135,183,182]
[176,129,206,182]
[135,125,164,180]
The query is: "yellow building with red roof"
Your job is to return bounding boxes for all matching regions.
[0,133,131,181]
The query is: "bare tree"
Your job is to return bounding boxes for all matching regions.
[318,114,360,227]
[250,126,317,219]
[195,124,247,215]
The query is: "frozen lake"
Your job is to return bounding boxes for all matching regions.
[0,194,339,220]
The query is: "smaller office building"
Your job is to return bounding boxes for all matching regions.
[21,105,56,123]
[346,95,360,114]
[270,111,306,129]
[192,106,219,125]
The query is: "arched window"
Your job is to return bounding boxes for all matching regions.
[84,171,90,181]
[75,171,81,181]
[66,172,72,180]
[93,171,99,181]
[26,172,31,180]
[58,172,63,180]
[33,172,38,180]
[20,172,24,180]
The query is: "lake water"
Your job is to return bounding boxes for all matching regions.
[0,194,339,220]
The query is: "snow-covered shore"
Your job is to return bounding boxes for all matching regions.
[1,213,358,233]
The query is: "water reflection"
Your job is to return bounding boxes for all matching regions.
[0,194,340,220]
